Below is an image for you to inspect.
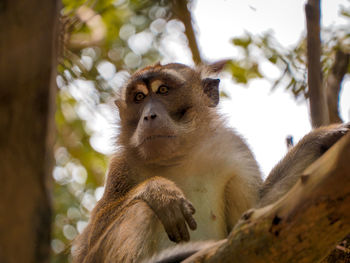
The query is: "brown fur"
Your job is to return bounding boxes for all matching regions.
[72,62,262,263]
[259,123,350,207]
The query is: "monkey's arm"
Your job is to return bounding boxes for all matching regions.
[72,155,136,262]
[73,159,197,262]
[224,174,261,233]
[95,175,197,244]
[82,154,193,245]
[259,123,350,207]
[131,176,197,242]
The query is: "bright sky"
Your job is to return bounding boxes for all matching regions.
[84,0,350,178]
[187,0,350,177]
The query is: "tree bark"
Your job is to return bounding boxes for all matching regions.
[326,50,350,124]
[323,234,350,263]
[0,0,59,262]
[305,0,329,128]
[171,0,202,65]
[184,132,350,263]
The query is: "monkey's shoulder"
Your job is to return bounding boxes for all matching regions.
[200,127,260,175]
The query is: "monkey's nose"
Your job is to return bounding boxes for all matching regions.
[144,113,157,121]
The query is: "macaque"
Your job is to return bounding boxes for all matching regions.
[149,123,350,263]
[72,61,262,262]
[72,60,350,263]
[259,123,350,207]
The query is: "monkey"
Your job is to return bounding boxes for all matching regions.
[144,123,350,263]
[259,122,350,207]
[72,59,350,263]
[72,61,263,263]
[146,123,350,263]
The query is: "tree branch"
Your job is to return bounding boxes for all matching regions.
[305,0,329,128]
[171,0,202,65]
[326,50,350,124]
[323,233,350,263]
[184,132,350,263]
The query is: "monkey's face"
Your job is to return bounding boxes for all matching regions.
[115,63,221,165]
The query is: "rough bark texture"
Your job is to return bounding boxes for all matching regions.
[0,0,59,262]
[171,0,202,65]
[184,132,350,263]
[305,0,330,128]
[326,50,350,124]
[324,234,350,263]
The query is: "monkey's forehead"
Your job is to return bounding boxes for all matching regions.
[125,63,197,87]
[116,63,201,100]
[134,63,194,75]
[132,63,197,82]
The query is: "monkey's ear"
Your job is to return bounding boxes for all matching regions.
[202,78,220,107]
[206,59,230,74]
[114,99,126,110]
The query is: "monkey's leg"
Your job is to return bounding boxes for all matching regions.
[84,199,168,263]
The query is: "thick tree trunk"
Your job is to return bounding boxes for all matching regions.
[0,0,59,262]
[305,0,330,128]
[184,132,350,263]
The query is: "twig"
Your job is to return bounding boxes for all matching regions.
[171,0,202,65]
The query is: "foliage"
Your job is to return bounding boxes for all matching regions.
[229,4,350,100]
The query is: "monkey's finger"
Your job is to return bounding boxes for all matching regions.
[165,223,181,243]
[172,227,182,243]
[182,211,197,230]
[167,214,183,243]
[177,221,190,242]
[181,199,195,215]
[185,214,197,231]
[186,201,196,214]
[160,214,179,243]
[167,233,176,243]
[181,202,197,230]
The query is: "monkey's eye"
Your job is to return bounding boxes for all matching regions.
[134,92,146,103]
[157,85,169,95]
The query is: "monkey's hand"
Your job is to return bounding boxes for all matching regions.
[136,176,197,243]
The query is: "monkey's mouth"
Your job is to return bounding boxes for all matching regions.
[140,135,177,145]
[145,135,176,141]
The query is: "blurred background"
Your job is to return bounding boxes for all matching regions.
[53,0,350,262]
[0,0,349,262]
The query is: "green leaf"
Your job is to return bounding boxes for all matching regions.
[232,35,252,49]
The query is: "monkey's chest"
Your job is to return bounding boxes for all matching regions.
[155,176,227,251]
[186,183,227,240]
